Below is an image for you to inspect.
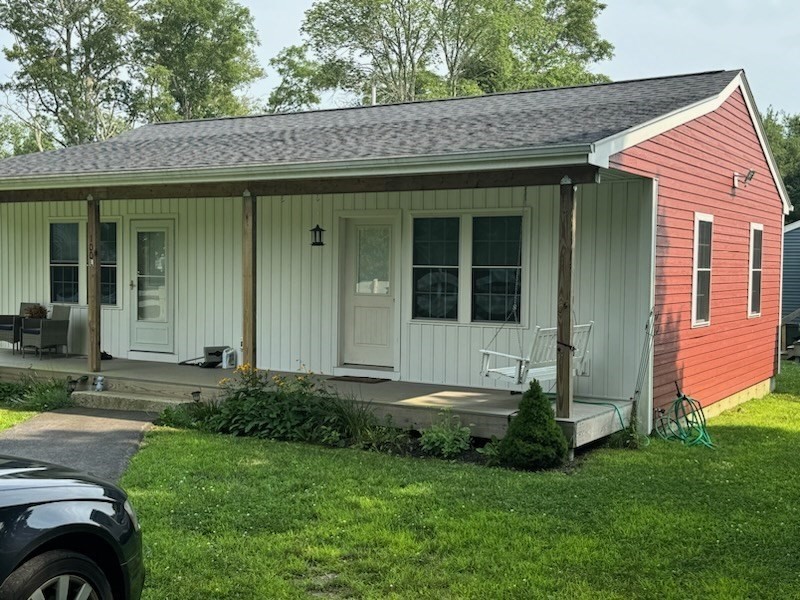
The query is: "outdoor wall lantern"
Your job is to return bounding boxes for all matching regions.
[310,224,326,247]
[733,169,756,189]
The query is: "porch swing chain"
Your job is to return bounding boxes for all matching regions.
[483,228,524,357]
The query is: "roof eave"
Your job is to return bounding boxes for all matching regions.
[0,144,595,192]
[590,71,792,215]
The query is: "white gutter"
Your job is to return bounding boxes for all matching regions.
[0,143,594,192]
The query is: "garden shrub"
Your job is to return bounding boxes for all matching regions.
[210,366,341,443]
[497,379,568,470]
[0,376,71,411]
[419,409,471,458]
[158,400,221,431]
[0,381,28,404]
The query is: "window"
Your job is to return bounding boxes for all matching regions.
[50,223,79,304]
[100,222,118,305]
[472,216,523,322]
[749,223,763,317]
[692,213,713,326]
[412,217,459,319]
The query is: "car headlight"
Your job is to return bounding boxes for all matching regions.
[124,499,141,532]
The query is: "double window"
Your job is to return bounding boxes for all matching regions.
[49,221,119,306]
[412,215,523,323]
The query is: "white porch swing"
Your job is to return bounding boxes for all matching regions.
[477,243,593,386]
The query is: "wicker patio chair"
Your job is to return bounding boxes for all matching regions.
[0,303,42,353]
[21,305,72,359]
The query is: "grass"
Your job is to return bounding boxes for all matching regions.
[0,407,35,431]
[122,364,800,599]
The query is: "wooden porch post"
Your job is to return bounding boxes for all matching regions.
[242,190,257,366]
[557,176,576,419]
[87,195,101,372]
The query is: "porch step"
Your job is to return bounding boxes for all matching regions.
[71,390,189,414]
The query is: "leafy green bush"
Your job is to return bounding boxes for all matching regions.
[356,417,413,454]
[476,436,501,466]
[497,379,568,470]
[419,409,471,458]
[0,381,27,404]
[210,366,339,443]
[157,400,221,431]
[21,377,73,411]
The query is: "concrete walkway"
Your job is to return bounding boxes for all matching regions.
[0,408,154,482]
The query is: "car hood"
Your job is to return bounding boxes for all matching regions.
[0,455,125,509]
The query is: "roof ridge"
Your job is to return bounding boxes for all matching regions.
[145,69,741,128]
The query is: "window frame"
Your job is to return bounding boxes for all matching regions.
[692,212,714,328]
[748,222,764,318]
[46,216,123,309]
[411,216,461,321]
[48,221,82,305]
[408,209,528,326]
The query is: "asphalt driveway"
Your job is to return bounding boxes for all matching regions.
[0,407,153,482]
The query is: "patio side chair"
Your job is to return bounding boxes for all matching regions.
[0,302,39,353]
[22,305,72,359]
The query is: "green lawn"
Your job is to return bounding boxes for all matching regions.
[122,365,800,599]
[0,407,35,431]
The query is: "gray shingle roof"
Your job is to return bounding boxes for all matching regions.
[0,70,741,179]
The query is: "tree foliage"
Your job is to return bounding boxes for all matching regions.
[266,45,324,114]
[0,0,262,150]
[133,0,263,122]
[763,108,800,223]
[0,0,136,147]
[275,0,613,107]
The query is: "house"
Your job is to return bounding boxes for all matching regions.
[782,221,800,348]
[0,69,790,437]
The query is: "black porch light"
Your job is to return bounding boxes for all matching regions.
[310,224,326,247]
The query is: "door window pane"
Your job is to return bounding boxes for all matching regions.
[137,231,167,322]
[412,218,459,319]
[356,226,391,294]
[472,216,522,322]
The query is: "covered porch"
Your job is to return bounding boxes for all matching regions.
[0,353,633,448]
[0,161,655,447]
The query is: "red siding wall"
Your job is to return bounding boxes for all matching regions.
[610,88,784,410]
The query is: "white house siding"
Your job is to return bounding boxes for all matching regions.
[257,180,654,401]
[0,197,243,362]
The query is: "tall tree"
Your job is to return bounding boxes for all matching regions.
[0,0,135,147]
[266,45,324,114]
[0,114,55,157]
[276,0,613,107]
[134,0,263,122]
[763,108,800,223]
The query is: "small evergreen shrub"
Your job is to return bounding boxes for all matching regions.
[497,379,568,470]
[419,409,471,458]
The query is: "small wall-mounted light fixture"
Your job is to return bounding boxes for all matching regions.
[733,169,756,190]
[310,224,325,247]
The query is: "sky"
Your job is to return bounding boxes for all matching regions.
[0,0,798,113]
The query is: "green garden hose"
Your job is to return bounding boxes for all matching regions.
[655,384,715,449]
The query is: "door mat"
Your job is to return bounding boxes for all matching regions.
[328,376,390,384]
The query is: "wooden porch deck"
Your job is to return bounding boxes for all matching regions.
[0,351,633,448]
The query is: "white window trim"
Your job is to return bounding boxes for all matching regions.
[692,212,713,328]
[409,210,529,326]
[748,223,764,318]
[47,216,123,310]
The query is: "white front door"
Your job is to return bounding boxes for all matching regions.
[342,219,395,368]
[130,220,174,353]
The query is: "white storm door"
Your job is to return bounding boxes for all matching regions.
[342,220,395,367]
[130,220,174,353]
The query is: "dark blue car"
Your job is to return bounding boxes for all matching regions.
[0,455,143,600]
